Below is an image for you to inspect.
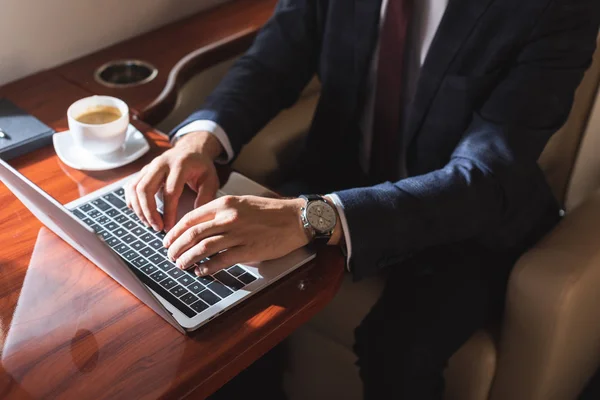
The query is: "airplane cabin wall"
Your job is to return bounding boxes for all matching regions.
[0,0,228,85]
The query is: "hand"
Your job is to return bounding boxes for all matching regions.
[125,131,222,232]
[162,195,310,275]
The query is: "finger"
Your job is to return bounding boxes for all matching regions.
[124,172,143,209]
[136,166,167,231]
[163,201,220,247]
[195,247,246,276]
[167,220,223,261]
[176,235,239,270]
[125,177,146,225]
[162,168,186,233]
[194,179,218,209]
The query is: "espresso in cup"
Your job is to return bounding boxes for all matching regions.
[67,96,129,155]
[75,105,122,125]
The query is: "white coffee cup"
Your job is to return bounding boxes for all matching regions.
[67,95,130,155]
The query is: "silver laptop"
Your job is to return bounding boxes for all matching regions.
[0,158,315,333]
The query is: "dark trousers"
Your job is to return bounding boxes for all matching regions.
[210,180,516,400]
[354,244,513,399]
[579,367,600,399]
[210,245,514,400]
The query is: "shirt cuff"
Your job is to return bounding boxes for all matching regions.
[327,193,352,272]
[172,120,234,163]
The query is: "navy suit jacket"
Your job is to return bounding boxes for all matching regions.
[174,0,600,280]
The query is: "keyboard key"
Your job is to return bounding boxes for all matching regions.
[159,278,178,290]
[177,275,194,287]
[114,228,127,237]
[91,198,111,211]
[80,204,93,212]
[149,254,163,265]
[227,265,245,277]
[115,188,125,198]
[115,243,129,254]
[158,247,168,257]
[132,257,148,268]
[180,293,199,305]
[190,300,209,313]
[157,260,175,272]
[114,214,128,224]
[130,241,144,251]
[122,208,134,216]
[82,218,95,226]
[90,224,103,233]
[94,216,110,225]
[131,227,146,237]
[169,285,186,297]
[148,239,163,250]
[100,231,112,240]
[197,275,214,285]
[105,209,119,218]
[167,268,184,279]
[123,220,137,230]
[87,209,101,218]
[214,270,244,291]
[105,222,119,232]
[208,281,233,298]
[141,265,157,275]
[103,193,127,209]
[128,267,194,318]
[121,234,136,244]
[141,233,155,242]
[140,247,154,257]
[150,270,167,282]
[122,250,138,261]
[72,209,86,219]
[155,231,166,240]
[106,237,120,247]
[188,282,204,294]
[199,290,220,305]
[238,273,257,285]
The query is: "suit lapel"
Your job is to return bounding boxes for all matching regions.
[405,0,495,145]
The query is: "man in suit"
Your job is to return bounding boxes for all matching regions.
[125,0,600,398]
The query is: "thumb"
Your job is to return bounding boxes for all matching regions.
[194,174,219,209]
[194,248,243,276]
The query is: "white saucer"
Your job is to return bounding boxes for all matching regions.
[53,124,150,171]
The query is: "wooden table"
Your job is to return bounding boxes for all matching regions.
[0,3,345,398]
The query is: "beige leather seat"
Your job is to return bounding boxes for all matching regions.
[159,34,600,400]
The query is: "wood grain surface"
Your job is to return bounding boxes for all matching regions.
[0,25,345,398]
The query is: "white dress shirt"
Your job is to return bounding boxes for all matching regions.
[174,0,449,267]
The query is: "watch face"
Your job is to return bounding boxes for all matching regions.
[306,201,337,233]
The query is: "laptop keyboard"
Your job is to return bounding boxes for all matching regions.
[71,187,258,318]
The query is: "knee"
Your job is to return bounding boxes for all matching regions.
[353,318,446,376]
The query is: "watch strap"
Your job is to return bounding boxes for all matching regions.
[312,235,330,247]
[300,194,322,202]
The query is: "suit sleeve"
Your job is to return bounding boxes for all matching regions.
[334,0,600,280]
[170,0,319,159]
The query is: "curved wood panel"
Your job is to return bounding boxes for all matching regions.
[56,0,276,117]
[140,28,256,125]
[0,73,345,399]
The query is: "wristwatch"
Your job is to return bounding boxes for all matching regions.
[299,195,337,246]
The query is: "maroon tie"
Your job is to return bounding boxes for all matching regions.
[370,0,414,182]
